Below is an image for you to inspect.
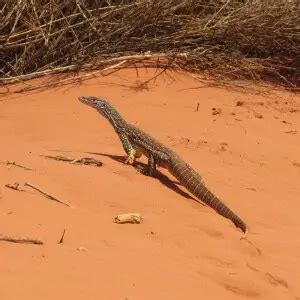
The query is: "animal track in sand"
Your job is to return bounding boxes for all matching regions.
[265,272,288,288]
[205,255,235,268]
[223,282,260,298]
[247,264,289,289]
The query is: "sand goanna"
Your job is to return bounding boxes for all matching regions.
[79,96,248,237]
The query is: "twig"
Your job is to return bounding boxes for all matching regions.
[5,182,24,191]
[1,53,186,85]
[29,0,48,46]
[284,130,297,134]
[0,234,43,245]
[24,182,71,207]
[16,60,128,93]
[203,0,231,30]
[40,155,103,166]
[0,64,86,84]
[76,0,98,34]
[70,157,103,166]
[40,155,74,162]
[58,229,66,244]
[2,161,32,170]
[133,55,176,89]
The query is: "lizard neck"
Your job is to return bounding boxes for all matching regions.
[97,106,128,132]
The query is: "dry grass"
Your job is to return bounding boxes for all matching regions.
[1,0,299,91]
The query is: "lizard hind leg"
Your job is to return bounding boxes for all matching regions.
[145,154,157,177]
[135,153,156,177]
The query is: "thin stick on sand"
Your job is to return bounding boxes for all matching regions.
[58,229,66,244]
[0,234,43,245]
[1,161,32,171]
[24,182,71,207]
[5,182,24,191]
[40,155,103,166]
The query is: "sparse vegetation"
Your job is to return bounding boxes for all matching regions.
[1,0,299,90]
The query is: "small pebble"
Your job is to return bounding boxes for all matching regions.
[253,111,263,119]
[212,108,222,115]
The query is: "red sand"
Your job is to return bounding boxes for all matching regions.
[0,69,299,299]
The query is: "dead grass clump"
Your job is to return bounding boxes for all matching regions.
[1,0,299,90]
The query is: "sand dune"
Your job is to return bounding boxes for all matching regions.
[0,69,299,299]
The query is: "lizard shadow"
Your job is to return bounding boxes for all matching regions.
[87,151,198,202]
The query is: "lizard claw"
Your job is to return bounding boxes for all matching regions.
[138,167,153,177]
[124,157,135,165]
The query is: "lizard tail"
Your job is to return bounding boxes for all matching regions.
[168,156,247,234]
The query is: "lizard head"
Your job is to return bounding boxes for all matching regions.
[79,96,112,115]
[78,96,123,125]
[79,95,106,108]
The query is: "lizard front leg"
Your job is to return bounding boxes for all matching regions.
[119,133,137,165]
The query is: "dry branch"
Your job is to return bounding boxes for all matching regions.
[40,155,103,166]
[5,182,24,191]
[1,161,32,171]
[15,60,127,92]
[24,182,71,207]
[58,229,66,244]
[0,234,43,245]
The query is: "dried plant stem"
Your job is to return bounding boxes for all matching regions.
[1,160,32,170]
[0,234,43,245]
[5,182,24,191]
[16,60,128,92]
[24,182,71,207]
[58,229,66,244]
[1,52,185,84]
[41,154,103,166]
[0,1,299,91]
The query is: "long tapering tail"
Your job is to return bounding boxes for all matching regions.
[168,155,247,235]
